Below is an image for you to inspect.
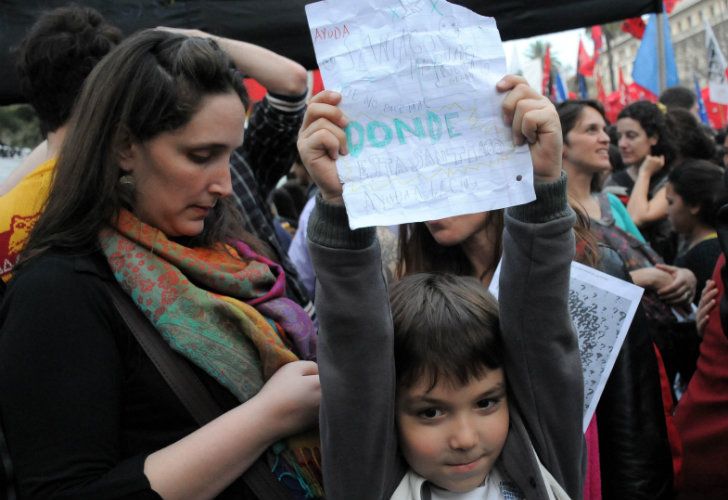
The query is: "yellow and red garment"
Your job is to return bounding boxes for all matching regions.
[0,158,55,282]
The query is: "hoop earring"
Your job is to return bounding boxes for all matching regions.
[118,174,135,187]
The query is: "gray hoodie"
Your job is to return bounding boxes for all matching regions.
[308,174,584,500]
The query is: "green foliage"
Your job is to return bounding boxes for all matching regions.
[601,22,624,39]
[0,104,42,148]
[525,40,563,70]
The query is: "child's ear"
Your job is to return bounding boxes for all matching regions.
[689,204,701,216]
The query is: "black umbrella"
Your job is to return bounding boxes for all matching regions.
[0,0,661,104]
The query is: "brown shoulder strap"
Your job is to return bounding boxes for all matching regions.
[104,281,292,500]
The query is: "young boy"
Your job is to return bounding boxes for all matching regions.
[299,75,584,499]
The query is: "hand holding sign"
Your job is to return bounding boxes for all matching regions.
[299,76,564,210]
[297,90,349,206]
[305,0,536,228]
[498,75,562,183]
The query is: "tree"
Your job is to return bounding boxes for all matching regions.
[525,40,563,70]
[600,22,623,92]
[0,104,41,148]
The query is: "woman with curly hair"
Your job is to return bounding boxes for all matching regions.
[606,101,678,262]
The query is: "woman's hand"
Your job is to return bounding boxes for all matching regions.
[297,90,349,205]
[696,279,719,337]
[656,263,697,305]
[254,360,321,436]
[630,266,673,290]
[639,155,666,177]
[497,75,562,183]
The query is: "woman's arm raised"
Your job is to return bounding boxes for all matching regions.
[157,27,307,97]
[626,156,668,226]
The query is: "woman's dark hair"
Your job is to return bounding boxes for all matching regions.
[396,211,504,278]
[666,108,716,161]
[15,5,122,135]
[668,159,728,228]
[658,86,696,111]
[556,100,612,192]
[553,101,604,266]
[556,99,609,192]
[556,99,607,140]
[608,144,625,172]
[390,273,502,390]
[617,101,677,164]
[21,29,254,264]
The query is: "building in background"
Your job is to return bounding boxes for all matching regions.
[598,0,728,90]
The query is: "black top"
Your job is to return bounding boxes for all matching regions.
[607,169,677,263]
[675,237,722,305]
[0,251,252,499]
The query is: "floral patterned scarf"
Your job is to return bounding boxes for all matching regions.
[99,210,321,497]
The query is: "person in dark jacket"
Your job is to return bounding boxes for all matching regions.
[0,29,320,499]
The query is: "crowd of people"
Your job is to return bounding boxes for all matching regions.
[1,5,728,500]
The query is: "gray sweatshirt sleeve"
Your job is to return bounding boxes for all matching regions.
[500,174,584,499]
[308,197,404,500]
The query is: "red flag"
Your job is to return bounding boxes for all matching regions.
[622,18,646,39]
[248,69,326,103]
[702,85,728,129]
[602,69,623,123]
[597,72,615,121]
[591,26,603,54]
[243,78,267,103]
[664,0,680,14]
[542,45,552,97]
[310,68,325,96]
[618,67,629,107]
[628,82,657,102]
[578,39,595,77]
[606,91,622,123]
[597,73,607,103]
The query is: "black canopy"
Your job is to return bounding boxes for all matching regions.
[1,0,661,105]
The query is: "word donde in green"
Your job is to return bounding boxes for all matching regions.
[346,111,461,157]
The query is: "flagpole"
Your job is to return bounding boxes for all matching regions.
[657,12,666,93]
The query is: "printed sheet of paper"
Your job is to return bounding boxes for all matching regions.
[490,261,644,432]
[305,0,534,229]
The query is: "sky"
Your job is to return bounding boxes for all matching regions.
[503,28,596,76]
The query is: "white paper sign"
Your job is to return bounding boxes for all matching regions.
[305,0,534,229]
[490,261,644,432]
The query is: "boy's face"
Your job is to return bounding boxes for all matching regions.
[396,368,509,492]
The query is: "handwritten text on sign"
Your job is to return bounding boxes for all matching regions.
[305,0,534,228]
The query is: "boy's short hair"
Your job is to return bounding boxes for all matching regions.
[390,273,502,390]
[14,5,122,135]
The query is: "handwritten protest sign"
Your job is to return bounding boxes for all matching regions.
[490,261,644,432]
[305,0,534,228]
